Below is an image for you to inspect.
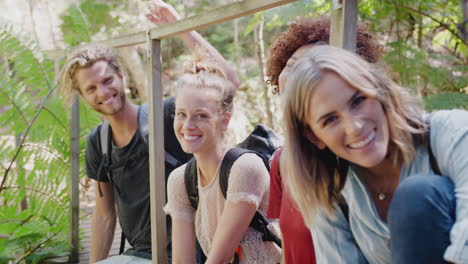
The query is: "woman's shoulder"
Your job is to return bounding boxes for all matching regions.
[168,163,189,186]
[427,109,468,130]
[230,151,266,172]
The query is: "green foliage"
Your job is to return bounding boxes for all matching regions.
[384,41,468,92]
[1,0,466,261]
[60,0,120,46]
[360,0,467,94]
[0,20,100,262]
[424,92,468,111]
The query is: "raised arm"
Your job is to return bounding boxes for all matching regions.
[146,0,240,88]
[90,180,116,263]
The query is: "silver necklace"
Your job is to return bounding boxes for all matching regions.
[375,191,394,201]
[378,193,386,201]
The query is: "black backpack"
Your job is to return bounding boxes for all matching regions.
[183,124,284,257]
[98,102,187,255]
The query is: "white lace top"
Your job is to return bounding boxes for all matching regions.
[164,153,281,264]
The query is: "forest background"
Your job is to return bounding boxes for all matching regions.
[0,0,467,262]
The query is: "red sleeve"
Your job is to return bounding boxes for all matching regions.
[267,148,283,218]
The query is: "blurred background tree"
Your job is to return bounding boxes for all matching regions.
[0,0,466,262]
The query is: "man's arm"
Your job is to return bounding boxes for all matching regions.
[146,0,240,88]
[89,180,117,263]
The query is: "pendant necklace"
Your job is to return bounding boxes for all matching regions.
[378,193,386,201]
[360,168,393,201]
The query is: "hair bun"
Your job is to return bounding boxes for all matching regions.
[183,49,227,79]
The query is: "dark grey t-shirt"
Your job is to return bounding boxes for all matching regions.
[85,98,192,256]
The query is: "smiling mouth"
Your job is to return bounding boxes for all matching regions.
[100,95,116,105]
[348,129,376,149]
[183,134,201,141]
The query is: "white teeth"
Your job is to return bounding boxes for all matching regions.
[102,96,114,104]
[349,131,375,149]
[184,135,200,141]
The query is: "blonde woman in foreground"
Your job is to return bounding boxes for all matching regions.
[281,45,467,264]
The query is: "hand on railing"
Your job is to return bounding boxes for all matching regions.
[146,0,181,26]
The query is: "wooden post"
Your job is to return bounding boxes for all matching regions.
[330,0,358,50]
[147,33,167,264]
[69,93,80,263]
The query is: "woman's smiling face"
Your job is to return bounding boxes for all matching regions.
[173,87,229,155]
[306,71,390,169]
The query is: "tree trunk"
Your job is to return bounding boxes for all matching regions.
[462,0,468,40]
[233,18,240,74]
[28,0,41,47]
[120,46,148,103]
[417,6,427,96]
[253,14,274,128]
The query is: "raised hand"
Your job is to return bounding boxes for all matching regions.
[146,0,181,26]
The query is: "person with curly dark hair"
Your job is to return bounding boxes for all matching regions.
[265,16,382,264]
[266,16,381,94]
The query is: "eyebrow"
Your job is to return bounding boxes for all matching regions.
[316,90,361,123]
[83,83,95,91]
[348,90,361,105]
[175,107,208,113]
[317,111,335,123]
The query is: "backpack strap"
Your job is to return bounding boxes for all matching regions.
[427,120,441,175]
[97,120,112,198]
[98,120,127,254]
[100,120,110,157]
[137,103,149,144]
[119,232,126,255]
[184,158,199,209]
[219,148,255,198]
[219,147,282,248]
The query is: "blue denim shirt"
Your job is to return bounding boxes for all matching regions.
[310,110,468,264]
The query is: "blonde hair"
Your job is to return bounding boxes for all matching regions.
[57,46,125,102]
[175,54,235,114]
[280,45,426,227]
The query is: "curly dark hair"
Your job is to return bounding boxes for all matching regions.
[266,16,382,93]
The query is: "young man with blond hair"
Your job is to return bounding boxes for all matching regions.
[59,1,238,262]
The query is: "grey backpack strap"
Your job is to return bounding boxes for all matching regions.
[97,120,111,197]
[100,120,110,157]
[138,104,149,144]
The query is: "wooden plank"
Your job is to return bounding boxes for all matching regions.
[42,0,296,59]
[147,37,167,264]
[69,93,80,263]
[330,0,358,50]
